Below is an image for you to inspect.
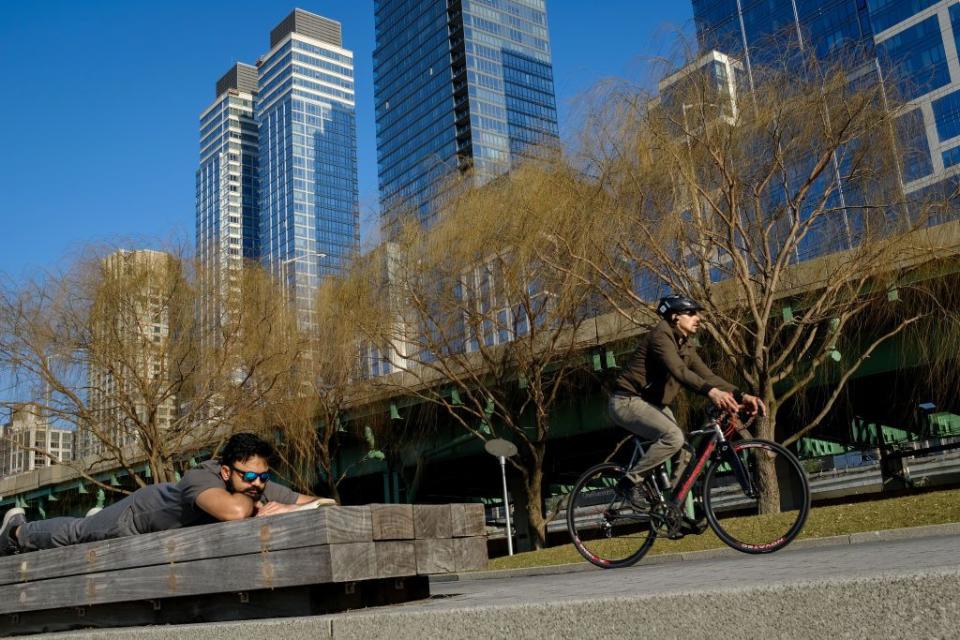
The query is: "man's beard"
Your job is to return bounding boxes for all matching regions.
[229,482,264,501]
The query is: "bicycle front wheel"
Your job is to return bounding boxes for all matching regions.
[567,462,657,568]
[702,439,810,554]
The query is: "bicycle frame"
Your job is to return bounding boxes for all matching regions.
[628,414,757,509]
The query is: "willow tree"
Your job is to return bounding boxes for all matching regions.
[349,165,600,549]
[0,247,301,489]
[547,50,959,509]
[261,270,384,503]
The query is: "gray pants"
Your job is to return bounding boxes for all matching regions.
[608,394,691,484]
[17,494,139,552]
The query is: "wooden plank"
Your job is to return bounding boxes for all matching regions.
[0,506,372,586]
[320,506,372,544]
[370,504,414,540]
[329,542,376,582]
[451,503,486,537]
[0,545,335,615]
[0,577,430,636]
[453,536,488,572]
[414,538,455,575]
[374,541,416,578]
[413,504,452,539]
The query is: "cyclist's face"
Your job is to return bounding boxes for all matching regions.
[675,310,701,335]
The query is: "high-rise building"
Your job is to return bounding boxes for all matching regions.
[868,0,960,199]
[196,63,259,332]
[373,0,560,230]
[80,250,180,460]
[0,404,73,478]
[692,0,875,70]
[257,9,359,319]
[692,0,960,209]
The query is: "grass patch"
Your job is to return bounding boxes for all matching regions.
[486,487,960,571]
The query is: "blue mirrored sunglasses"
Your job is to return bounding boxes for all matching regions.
[231,467,271,483]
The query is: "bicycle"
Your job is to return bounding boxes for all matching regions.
[566,408,810,568]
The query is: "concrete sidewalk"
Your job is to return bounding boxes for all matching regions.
[433,520,960,583]
[22,523,960,640]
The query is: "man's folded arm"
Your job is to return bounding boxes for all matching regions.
[195,487,257,521]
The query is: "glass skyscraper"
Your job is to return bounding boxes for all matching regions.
[692,0,875,68]
[196,63,259,329]
[373,0,560,230]
[868,0,960,203]
[257,9,359,317]
[687,1,879,261]
[692,0,960,205]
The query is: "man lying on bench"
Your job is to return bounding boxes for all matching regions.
[0,432,334,555]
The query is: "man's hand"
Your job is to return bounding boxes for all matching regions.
[708,387,740,413]
[741,394,766,416]
[255,501,298,517]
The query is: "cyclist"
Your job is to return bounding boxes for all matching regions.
[609,294,765,532]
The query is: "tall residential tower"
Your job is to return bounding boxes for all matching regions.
[196,63,259,331]
[373,0,559,230]
[692,0,960,210]
[257,9,360,319]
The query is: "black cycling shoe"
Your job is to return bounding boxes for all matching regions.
[614,477,647,507]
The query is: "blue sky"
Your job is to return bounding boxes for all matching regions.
[0,1,692,279]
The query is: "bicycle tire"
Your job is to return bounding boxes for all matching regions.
[701,438,810,554]
[567,462,657,568]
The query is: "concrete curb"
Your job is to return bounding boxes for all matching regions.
[432,521,960,583]
[32,569,960,640]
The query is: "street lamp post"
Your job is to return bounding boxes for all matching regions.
[484,438,518,556]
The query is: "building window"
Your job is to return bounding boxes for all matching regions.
[896,108,933,182]
[933,88,960,141]
[868,0,940,34]
[876,15,950,101]
[942,145,960,168]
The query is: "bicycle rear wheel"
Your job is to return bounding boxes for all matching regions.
[702,439,810,554]
[567,462,657,568]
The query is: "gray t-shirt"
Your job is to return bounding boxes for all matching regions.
[126,460,299,534]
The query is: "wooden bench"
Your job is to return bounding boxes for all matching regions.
[0,503,487,635]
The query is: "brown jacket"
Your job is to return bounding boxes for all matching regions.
[613,319,738,407]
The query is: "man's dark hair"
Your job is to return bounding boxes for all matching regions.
[218,432,275,467]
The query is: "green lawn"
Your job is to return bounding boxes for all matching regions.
[486,487,960,571]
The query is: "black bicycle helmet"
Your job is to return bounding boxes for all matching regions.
[656,294,703,319]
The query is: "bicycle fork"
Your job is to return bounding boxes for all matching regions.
[717,431,759,499]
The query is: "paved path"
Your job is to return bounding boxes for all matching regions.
[403,533,960,612]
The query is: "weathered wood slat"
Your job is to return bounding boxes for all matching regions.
[0,506,372,587]
[453,536,488,572]
[329,542,376,582]
[375,540,417,578]
[370,504,414,540]
[0,545,339,615]
[451,503,486,537]
[413,504,452,539]
[0,577,431,636]
[415,538,455,575]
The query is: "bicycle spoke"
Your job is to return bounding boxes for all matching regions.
[567,463,657,568]
[702,439,810,553]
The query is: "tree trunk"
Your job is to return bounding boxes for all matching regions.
[756,449,781,514]
[524,467,547,550]
[756,388,780,514]
[318,447,341,504]
[325,477,341,505]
